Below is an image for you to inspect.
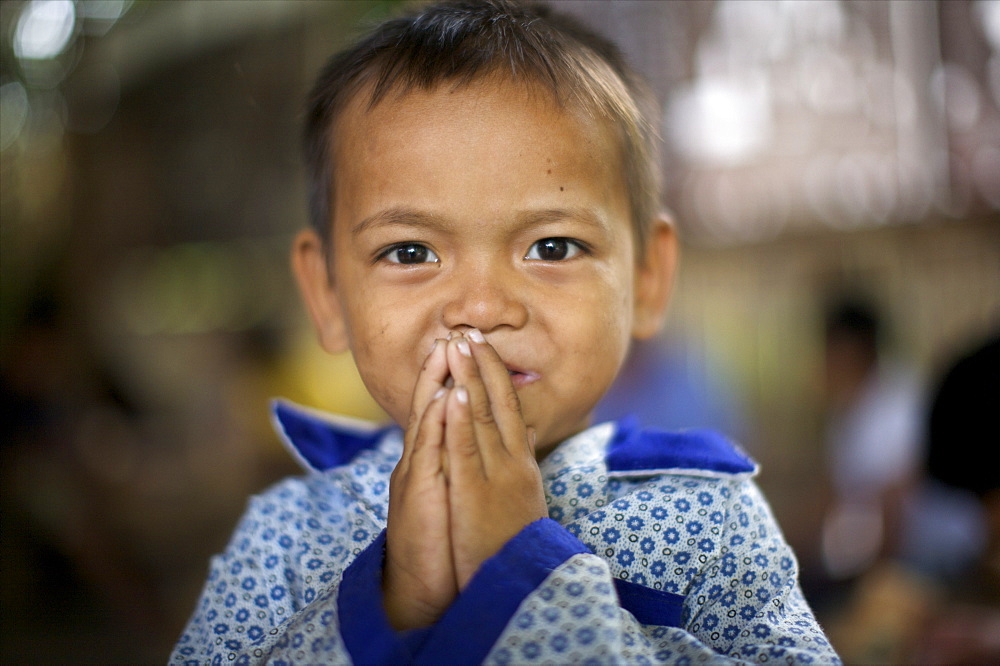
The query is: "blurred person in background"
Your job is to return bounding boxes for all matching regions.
[815,295,930,662]
[909,330,1000,664]
[826,329,1000,663]
[819,296,926,586]
[819,304,999,663]
[0,290,168,651]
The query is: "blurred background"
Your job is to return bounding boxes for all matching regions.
[1,0,997,662]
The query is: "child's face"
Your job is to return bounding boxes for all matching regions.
[298,79,671,452]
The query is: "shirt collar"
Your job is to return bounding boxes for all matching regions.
[605,414,758,479]
[271,399,398,474]
[271,400,757,479]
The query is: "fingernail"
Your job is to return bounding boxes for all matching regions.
[455,386,468,404]
[467,328,485,344]
[433,387,447,400]
[456,338,471,357]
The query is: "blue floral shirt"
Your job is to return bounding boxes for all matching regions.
[170,400,838,664]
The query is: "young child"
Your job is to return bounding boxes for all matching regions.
[171,1,838,663]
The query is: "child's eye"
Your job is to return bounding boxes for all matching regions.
[379,243,440,264]
[524,238,586,262]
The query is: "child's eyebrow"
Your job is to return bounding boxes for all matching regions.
[516,208,612,235]
[350,207,449,237]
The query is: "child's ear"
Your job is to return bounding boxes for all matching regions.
[632,215,679,340]
[291,229,350,354]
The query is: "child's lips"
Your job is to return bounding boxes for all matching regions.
[506,365,540,388]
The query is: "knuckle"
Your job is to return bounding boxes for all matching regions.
[447,429,480,456]
[472,405,496,427]
[454,440,479,458]
[503,388,522,414]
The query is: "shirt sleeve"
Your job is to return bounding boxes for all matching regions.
[169,474,379,665]
[336,518,592,665]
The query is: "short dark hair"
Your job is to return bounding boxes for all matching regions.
[926,333,1000,497]
[303,0,661,255]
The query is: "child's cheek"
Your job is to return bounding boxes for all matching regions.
[363,369,410,426]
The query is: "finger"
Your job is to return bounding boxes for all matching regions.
[410,339,450,425]
[408,386,449,478]
[444,384,485,478]
[446,336,505,457]
[393,385,447,487]
[465,329,528,455]
[402,339,449,466]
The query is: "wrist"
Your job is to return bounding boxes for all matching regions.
[382,569,443,631]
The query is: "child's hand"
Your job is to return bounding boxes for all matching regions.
[383,339,457,630]
[443,331,549,589]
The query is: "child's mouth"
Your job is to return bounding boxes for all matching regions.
[506,366,540,388]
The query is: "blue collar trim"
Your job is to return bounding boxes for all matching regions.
[271,399,396,473]
[272,400,757,478]
[605,415,757,478]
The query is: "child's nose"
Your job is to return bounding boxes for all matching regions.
[440,263,528,333]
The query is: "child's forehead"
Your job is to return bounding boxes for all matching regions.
[335,81,619,185]
[347,83,611,167]
[335,76,614,154]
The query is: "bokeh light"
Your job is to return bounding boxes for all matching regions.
[13,0,76,61]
